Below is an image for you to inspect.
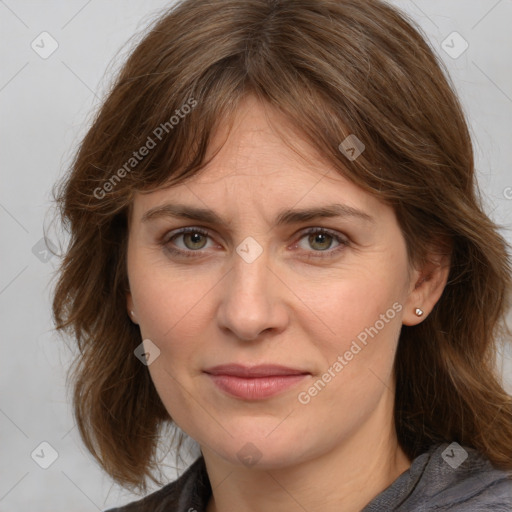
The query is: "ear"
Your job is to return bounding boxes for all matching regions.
[402,239,452,326]
[126,291,138,324]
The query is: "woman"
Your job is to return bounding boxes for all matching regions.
[51,0,512,510]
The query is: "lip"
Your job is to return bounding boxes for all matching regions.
[203,364,310,377]
[206,374,309,400]
[203,364,310,400]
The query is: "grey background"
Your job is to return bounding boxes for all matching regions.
[1,1,511,510]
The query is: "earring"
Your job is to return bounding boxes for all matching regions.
[415,308,424,317]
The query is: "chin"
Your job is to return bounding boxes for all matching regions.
[204,430,313,471]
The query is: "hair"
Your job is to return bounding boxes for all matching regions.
[51,0,512,494]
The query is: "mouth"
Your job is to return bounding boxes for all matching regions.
[203,363,310,377]
[203,364,311,400]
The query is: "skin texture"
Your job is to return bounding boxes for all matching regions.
[126,95,450,512]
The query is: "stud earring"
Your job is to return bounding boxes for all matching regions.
[415,308,424,317]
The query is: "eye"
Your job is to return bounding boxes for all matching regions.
[162,227,214,257]
[294,228,349,258]
[161,226,349,259]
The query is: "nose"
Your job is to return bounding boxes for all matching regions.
[216,246,289,342]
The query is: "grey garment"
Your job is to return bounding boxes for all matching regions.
[361,443,512,511]
[104,442,512,512]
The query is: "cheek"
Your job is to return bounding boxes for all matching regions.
[130,269,211,420]
[130,263,221,371]
[303,268,402,345]
[298,276,402,412]
[295,272,405,408]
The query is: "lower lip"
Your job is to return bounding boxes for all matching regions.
[206,374,309,400]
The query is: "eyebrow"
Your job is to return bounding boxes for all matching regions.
[141,202,375,226]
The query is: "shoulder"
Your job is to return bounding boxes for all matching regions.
[402,442,512,511]
[103,456,211,512]
[363,442,512,511]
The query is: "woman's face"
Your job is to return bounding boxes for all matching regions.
[126,95,423,469]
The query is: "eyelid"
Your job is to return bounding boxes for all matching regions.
[296,226,348,244]
[161,226,212,244]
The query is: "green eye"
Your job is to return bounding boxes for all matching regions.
[296,228,349,258]
[161,227,349,260]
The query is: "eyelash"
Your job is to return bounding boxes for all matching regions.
[161,226,349,260]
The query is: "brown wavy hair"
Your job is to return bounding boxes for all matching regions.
[51,0,512,493]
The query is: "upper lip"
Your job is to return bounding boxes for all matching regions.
[204,364,310,377]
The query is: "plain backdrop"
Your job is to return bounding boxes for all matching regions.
[1,1,511,510]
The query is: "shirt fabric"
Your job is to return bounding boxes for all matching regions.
[104,442,512,511]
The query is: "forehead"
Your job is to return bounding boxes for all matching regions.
[130,96,385,220]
